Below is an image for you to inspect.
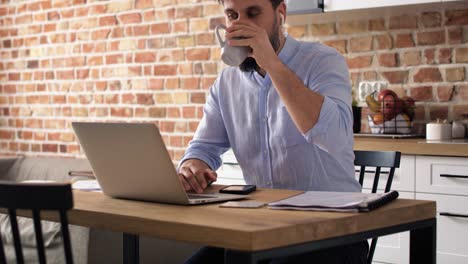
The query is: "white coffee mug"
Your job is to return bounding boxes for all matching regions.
[215,24,250,66]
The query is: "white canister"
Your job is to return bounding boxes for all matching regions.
[452,121,466,139]
[426,122,452,140]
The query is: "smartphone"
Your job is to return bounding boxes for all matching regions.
[219,185,256,195]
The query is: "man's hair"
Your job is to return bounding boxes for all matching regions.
[217,0,284,9]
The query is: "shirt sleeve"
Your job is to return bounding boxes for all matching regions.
[178,78,230,171]
[302,51,354,147]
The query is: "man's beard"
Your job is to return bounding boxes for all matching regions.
[239,15,281,73]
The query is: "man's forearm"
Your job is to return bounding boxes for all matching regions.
[266,59,324,134]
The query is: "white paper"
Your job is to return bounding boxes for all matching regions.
[268,191,383,209]
[72,180,101,192]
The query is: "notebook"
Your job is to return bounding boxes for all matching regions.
[72,122,247,205]
[268,190,399,212]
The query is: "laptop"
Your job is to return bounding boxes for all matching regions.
[71,122,247,205]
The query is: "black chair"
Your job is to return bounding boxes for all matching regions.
[354,150,401,264]
[0,181,74,264]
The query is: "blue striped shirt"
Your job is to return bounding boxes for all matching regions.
[180,34,361,192]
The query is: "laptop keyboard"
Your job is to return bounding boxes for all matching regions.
[187,194,217,199]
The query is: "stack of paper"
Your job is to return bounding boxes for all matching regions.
[268,191,399,212]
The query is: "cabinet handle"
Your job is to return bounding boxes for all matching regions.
[440,212,468,218]
[440,174,468,179]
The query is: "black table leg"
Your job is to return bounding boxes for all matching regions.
[123,233,139,264]
[225,249,256,264]
[410,218,436,264]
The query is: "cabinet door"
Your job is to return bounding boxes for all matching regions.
[364,191,413,264]
[356,155,415,192]
[416,156,468,196]
[416,193,468,264]
[324,0,441,12]
[217,150,245,185]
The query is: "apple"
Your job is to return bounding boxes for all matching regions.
[378,89,397,102]
[381,96,404,121]
[401,96,415,120]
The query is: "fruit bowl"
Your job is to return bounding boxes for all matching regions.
[368,113,412,134]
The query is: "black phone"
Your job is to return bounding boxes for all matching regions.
[219,185,256,195]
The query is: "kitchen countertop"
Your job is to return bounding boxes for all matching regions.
[354,136,468,157]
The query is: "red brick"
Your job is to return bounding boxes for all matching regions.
[91,29,111,40]
[439,48,452,64]
[446,9,468,26]
[424,49,436,64]
[111,107,133,117]
[182,106,197,118]
[401,51,421,66]
[190,92,206,104]
[389,15,417,29]
[176,6,202,18]
[375,34,393,50]
[349,36,373,53]
[421,12,442,28]
[99,16,117,26]
[311,23,335,36]
[149,23,170,35]
[195,33,215,46]
[154,65,177,76]
[378,53,398,67]
[337,20,367,34]
[381,71,408,84]
[410,86,433,101]
[136,0,154,9]
[187,48,210,61]
[413,68,442,83]
[456,47,468,63]
[437,85,455,102]
[136,94,154,105]
[182,77,200,90]
[446,67,465,82]
[0,130,14,140]
[119,13,142,24]
[149,107,166,118]
[458,85,468,100]
[449,28,463,44]
[453,104,468,119]
[346,55,373,69]
[369,18,385,31]
[135,52,156,63]
[43,144,58,153]
[323,40,347,54]
[143,10,155,21]
[395,34,415,48]
[133,25,149,36]
[429,106,449,120]
[417,31,445,45]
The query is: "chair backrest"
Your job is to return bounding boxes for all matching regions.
[354,150,401,193]
[0,181,74,264]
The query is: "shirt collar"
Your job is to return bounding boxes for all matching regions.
[277,33,299,65]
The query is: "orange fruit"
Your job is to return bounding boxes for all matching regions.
[372,113,385,125]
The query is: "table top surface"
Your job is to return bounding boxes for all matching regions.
[51,187,436,251]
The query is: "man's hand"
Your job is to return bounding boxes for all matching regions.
[225,21,279,71]
[178,159,217,194]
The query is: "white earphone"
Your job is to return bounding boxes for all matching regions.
[280,14,285,25]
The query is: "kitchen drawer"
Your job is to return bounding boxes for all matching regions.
[356,155,415,192]
[416,193,468,264]
[416,156,468,196]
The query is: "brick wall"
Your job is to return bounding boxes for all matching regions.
[0,1,467,159]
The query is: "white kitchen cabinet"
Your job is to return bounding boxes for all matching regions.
[415,156,468,196]
[324,0,441,12]
[416,193,468,264]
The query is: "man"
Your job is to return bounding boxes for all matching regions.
[178,0,368,263]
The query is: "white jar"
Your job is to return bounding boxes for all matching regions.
[426,122,452,140]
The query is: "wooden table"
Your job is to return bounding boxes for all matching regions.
[41,188,436,264]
